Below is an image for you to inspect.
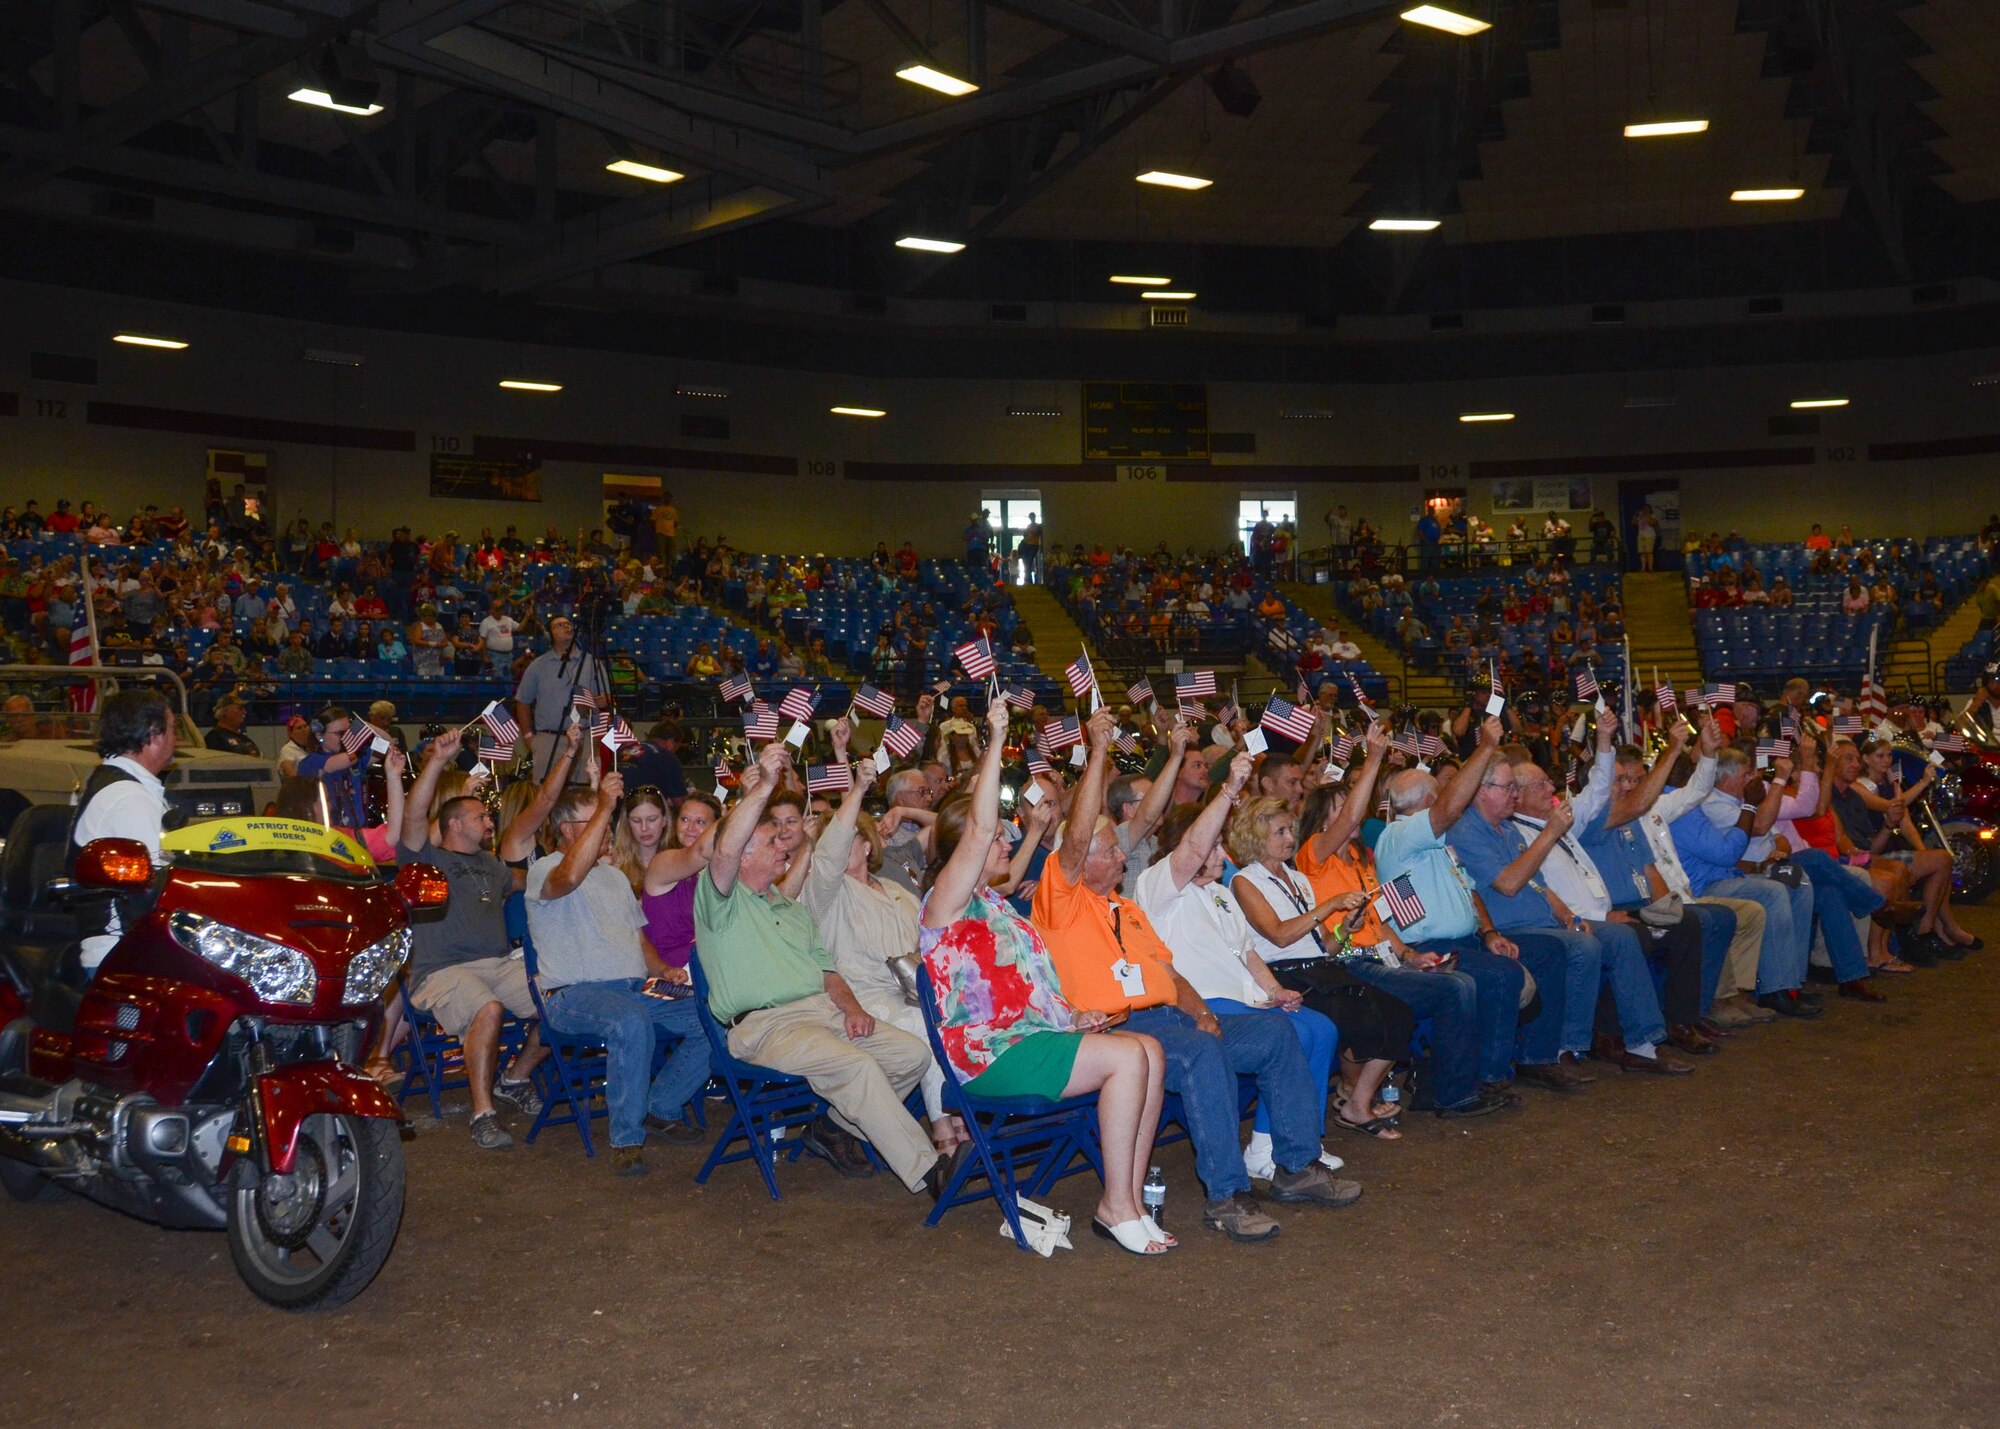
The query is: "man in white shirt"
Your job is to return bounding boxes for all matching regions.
[276,713,315,776]
[478,600,519,679]
[71,690,177,970]
[1326,629,1361,662]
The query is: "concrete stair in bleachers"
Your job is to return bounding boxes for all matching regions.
[1007,583,1096,685]
[1276,581,1456,709]
[1886,594,1987,696]
[1622,572,1706,689]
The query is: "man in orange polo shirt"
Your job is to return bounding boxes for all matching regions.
[1033,707,1361,1243]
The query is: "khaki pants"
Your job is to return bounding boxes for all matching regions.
[1695,895,1766,998]
[529,731,592,784]
[728,993,936,1191]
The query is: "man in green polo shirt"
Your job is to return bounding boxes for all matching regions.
[695,740,940,1193]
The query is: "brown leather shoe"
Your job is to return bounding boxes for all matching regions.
[1619,1048,1694,1076]
[1666,1024,1719,1057]
[1586,1033,1627,1066]
[1516,1061,1591,1094]
[1556,1051,1599,1082]
[1838,979,1887,1003]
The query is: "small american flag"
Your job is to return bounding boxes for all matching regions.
[1574,669,1599,703]
[1065,650,1096,700]
[1831,714,1864,736]
[1126,677,1155,708]
[1418,734,1446,761]
[1175,669,1217,701]
[1378,873,1426,929]
[999,684,1036,712]
[881,716,927,760]
[954,637,996,680]
[806,762,854,793]
[1655,680,1677,715]
[1113,728,1139,755]
[742,702,780,742]
[852,683,895,718]
[480,735,516,765]
[1780,711,1802,740]
[1026,751,1053,777]
[1392,729,1420,757]
[778,687,817,723]
[1260,695,1316,744]
[1699,681,1737,709]
[1295,676,1311,704]
[600,716,639,750]
[66,605,97,714]
[1346,672,1375,716]
[712,754,737,789]
[572,689,600,715]
[342,718,384,756]
[1754,737,1790,762]
[1930,732,1970,753]
[719,673,754,705]
[1329,732,1359,765]
[1037,715,1083,753]
[479,702,520,746]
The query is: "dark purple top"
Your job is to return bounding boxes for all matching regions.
[642,878,697,968]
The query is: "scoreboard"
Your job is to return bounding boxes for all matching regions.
[1083,382,1210,462]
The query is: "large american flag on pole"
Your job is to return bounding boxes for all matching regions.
[65,603,98,714]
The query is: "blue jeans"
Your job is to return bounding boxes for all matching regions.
[1353,942,1524,1107]
[1705,875,1811,993]
[1209,998,1338,1139]
[1123,1005,1319,1202]
[1684,901,1737,1013]
[543,979,712,1149]
[1790,848,1882,982]
[1510,926,1620,1054]
[486,648,513,679]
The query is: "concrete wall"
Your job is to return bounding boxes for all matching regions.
[5,277,1998,557]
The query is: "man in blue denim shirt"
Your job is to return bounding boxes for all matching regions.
[1448,733,1693,1076]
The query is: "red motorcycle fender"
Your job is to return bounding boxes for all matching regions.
[252,1064,403,1175]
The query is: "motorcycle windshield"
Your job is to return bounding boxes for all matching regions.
[161,816,379,881]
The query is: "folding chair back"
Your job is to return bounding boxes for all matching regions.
[916,965,1104,1249]
[688,948,830,1200]
[520,920,613,1156]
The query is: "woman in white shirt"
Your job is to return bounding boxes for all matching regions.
[1134,755,1348,1180]
[1227,796,1414,1138]
[800,718,966,1156]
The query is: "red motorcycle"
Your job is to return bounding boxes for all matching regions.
[0,808,444,1310]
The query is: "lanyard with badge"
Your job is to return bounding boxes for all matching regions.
[1261,866,1329,958]
[1108,904,1148,998]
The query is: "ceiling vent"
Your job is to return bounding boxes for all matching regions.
[1149,306,1190,328]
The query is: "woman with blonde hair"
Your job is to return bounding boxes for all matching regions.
[640,792,723,978]
[612,786,673,889]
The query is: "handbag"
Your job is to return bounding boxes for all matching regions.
[888,953,923,1007]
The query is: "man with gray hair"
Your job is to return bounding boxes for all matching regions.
[1107,722,1195,895]
[875,767,937,895]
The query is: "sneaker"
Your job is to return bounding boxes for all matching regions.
[1317,1149,1347,1172]
[469,1112,514,1151]
[644,1113,707,1144]
[492,1076,543,1119]
[1201,1194,1282,1242]
[1267,1164,1364,1208]
[1242,1150,1277,1182]
[611,1145,649,1176]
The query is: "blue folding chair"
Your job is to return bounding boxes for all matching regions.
[520,926,614,1155]
[914,967,1105,1248]
[688,950,831,1200]
[393,984,530,1122]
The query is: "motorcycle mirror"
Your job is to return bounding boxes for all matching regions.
[394,861,451,909]
[73,838,154,889]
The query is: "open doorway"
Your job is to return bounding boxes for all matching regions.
[1617,479,1681,573]
[981,489,1043,582]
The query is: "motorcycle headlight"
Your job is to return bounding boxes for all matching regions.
[169,910,318,1005]
[343,927,410,1005]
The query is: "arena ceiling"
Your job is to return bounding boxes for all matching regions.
[4,0,2000,375]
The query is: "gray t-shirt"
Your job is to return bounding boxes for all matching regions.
[407,839,511,983]
[1116,823,1157,899]
[878,827,927,897]
[524,855,647,986]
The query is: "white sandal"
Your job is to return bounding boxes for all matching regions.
[1092,1217,1171,1255]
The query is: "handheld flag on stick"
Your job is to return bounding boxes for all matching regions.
[852,683,895,718]
[806,762,855,794]
[478,702,520,747]
[1126,677,1155,709]
[741,702,780,743]
[1065,650,1097,701]
[1375,874,1428,931]
[342,719,386,756]
[954,637,997,681]
[778,687,817,723]
[719,673,754,705]
[1260,695,1316,744]
[1037,715,1084,753]
[881,717,927,760]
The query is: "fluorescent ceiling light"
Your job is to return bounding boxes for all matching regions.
[1400,6,1491,36]
[895,236,966,253]
[1135,170,1211,190]
[499,379,562,392]
[1110,275,1173,286]
[605,158,684,184]
[113,333,187,349]
[1624,119,1710,138]
[1369,217,1441,232]
[1731,187,1805,202]
[287,87,384,117]
[896,64,978,97]
[1140,290,1196,300]
[1790,397,1849,409]
[1459,411,1514,423]
[830,405,886,418]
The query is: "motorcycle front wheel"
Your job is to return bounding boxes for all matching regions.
[227,1112,404,1311]
[1944,824,1996,905]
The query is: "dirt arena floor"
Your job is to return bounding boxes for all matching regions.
[4,904,1998,1429]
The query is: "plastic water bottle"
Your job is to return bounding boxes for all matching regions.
[1380,1078,1402,1112]
[1141,1166,1167,1227]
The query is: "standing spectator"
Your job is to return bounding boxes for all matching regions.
[478,600,519,679]
[1634,504,1659,572]
[514,614,604,784]
[1017,515,1044,584]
